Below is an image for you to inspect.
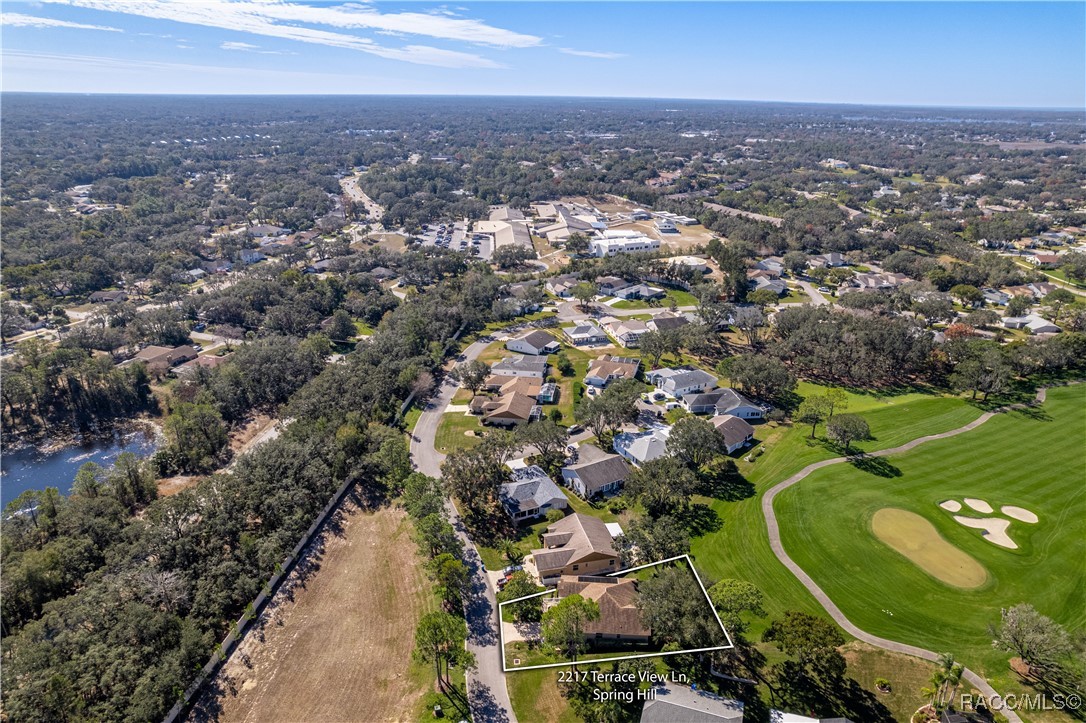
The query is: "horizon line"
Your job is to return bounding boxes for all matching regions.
[2,90,1082,114]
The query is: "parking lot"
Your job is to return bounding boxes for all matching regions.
[417,220,483,255]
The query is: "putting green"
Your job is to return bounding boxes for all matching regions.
[871,508,988,589]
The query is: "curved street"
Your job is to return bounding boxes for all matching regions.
[760,391,1062,723]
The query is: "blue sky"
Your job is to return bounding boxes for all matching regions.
[2,1,1083,108]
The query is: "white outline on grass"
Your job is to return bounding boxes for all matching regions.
[499,554,734,672]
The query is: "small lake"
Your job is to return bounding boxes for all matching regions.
[1,426,160,501]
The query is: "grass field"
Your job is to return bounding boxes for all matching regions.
[690,384,988,632]
[200,501,434,723]
[611,288,698,310]
[773,385,1085,709]
[434,412,483,453]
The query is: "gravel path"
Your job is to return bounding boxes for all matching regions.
[761,391,1063,723]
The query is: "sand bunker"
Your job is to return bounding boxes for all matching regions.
[939,500,962,512]
[1001,506,1038,524]
[953,516,1018,550]
[872,508,988,589]
[964,498,993,513]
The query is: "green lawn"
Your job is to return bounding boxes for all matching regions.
[434,412,484,453]
[691,384,987,633]
[611,289,698,310]
[774,385,1085,703]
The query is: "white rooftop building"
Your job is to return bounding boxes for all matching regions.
[589,231,661,258]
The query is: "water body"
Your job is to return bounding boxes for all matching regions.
[1,425,159,501]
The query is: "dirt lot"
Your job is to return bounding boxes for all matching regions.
[189,498,433,723]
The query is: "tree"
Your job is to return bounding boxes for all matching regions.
[694,283,734,327]
[949,284,983,308]
[413,513,463,559]
[541,594,600,664]
[708,579,766,635]
[327,308,356,341]
[570,282,598,311]
[1060,251,1086,282]
[639,329,680,368]
[922,653,964,712]
[727,354,796,402]
[491,245,536,269]
[795,395,831,439]
[516,418,568,469]
[950,345,1011,401]
[639,567,726,649]
[1043,288,1076,321]
[497,571,544,623]
[782,251,809,276]
[402,473,445,520]
[413,611,474,689]
[990,603,1073,680]
[732,306,765,347]
[747,288,779,311]
[626,456,699,517]
[555,352,574,376]
[823,388,848,419]
[565,232,590,255]
[825,413,870,452]
[763,611,845,674]
[450,359,490,395]
[913,298,956,327]
[160,402,228,472]
[427,553,469,611]
[616,515,689,566]
[666,416,725,469]
[1006,295,1031,318]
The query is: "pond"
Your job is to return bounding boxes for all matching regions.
[1,425,160,501]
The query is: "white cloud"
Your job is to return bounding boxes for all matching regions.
[559,48,625,59]
[36,0,542,67]
[220,40,259,51]
[0,11,121,32]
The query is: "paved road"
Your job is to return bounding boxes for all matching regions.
[555,300,698,322]
[795,280,830,306]
[761,391,1066,723]
[410,339,518,723]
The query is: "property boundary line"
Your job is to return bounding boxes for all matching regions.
[499,554,733,672]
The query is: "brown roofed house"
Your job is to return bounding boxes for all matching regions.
[712,415,756,454]
[531,513,619,583]
[499,377,543,398]
[556,575,651,642]
[584,355,640,388]
[482,392,537,426]
[132,345,198,373]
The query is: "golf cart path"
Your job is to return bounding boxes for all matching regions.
[761,387,1079,723]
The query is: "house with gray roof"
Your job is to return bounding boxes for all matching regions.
[640,686,744,723]
[500,466,569,522]
[564,322,609,346]
[681,388,765,419]
[506,330,560,356]
[491,355,549,379]
[647,367,718,398]
[562,447,630,498]
[614,427,672,467]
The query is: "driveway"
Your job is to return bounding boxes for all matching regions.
[410,339,518,723]
[796,280,830,306]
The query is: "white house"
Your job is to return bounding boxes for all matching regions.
[681,388,765,419]
[1005,314,1061,334]
[655,218,678,234]
[490,356,549,379]
[613,427,672,467]
[506,330,560,356]
[563,322,609,346]
[647,367,718,398]
[600,316,649,347]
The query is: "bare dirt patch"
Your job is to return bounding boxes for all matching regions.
[871,508,988,589]
[228,413,275,455]
[190,498,432,723]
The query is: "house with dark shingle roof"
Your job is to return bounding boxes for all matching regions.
[531,513,620,584]
[500,466,569,522]
[713,416,756,454]
[506,330,560,356]
[555,575,651,642]
[682,388,765,419]
[640,686,744,723]
[647,367,718,398]
[561,447,630,498]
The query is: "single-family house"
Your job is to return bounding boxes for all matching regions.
[499,466,569,522]
[584,355,640,387]
[547,273,581,297]
[639,686,744,723]
[555,576,651,642]
[613,283,666,301]
[808,252,849,269]
[247,224,291,238]
[491,356,548,379]
[751,276,788,296]
[1004,315,1061,334]
[482,392,539,426]
[175,353,231,378]
[614,427,672,467]
[1003,282,1058,300]
[239,249,266,265]
[848,272,910,291]
[202,259,233,275]
[368,266,397,281]
[89,290,128,303]
[132,345,198,372]
[564,322,609,346]
[681,388,764,419]
[562,447,630,498]
[647,312,690,333]
[981,288,1010,306]
[506,330,561,356]
[713,416,756,454]
[756,257,785,274]
[1026,254,1061,269]
[531,513,620,583]
[601,317,650,347]
[647,367,718,398]
[597,276,632,295]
